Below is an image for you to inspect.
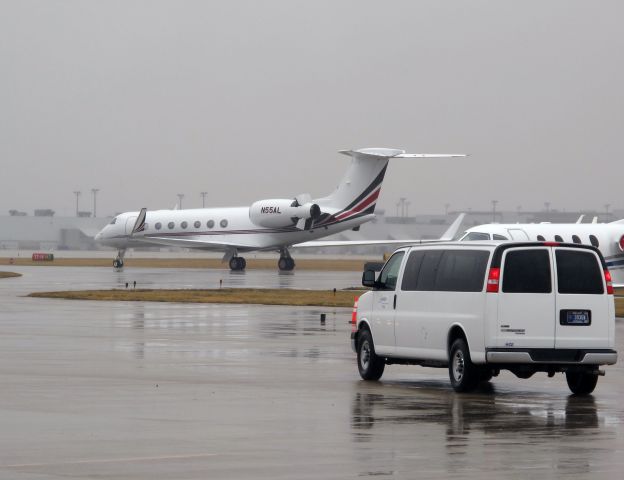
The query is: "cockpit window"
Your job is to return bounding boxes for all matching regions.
[461,232,491,241]
[109,217,117,225]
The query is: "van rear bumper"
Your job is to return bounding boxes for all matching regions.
[486,348,617,365]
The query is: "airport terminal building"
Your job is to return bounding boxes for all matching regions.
[1,208,620,254]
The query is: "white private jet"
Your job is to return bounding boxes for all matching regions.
[458,219,624,286]
[95,147,465,271]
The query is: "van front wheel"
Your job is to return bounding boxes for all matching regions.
[357,330,385,381]
[566,371,598,395]
[449,338,479,392]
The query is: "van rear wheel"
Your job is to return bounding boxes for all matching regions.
[449,338,479,392]
[357,330,385,381]
[566,371,598,395]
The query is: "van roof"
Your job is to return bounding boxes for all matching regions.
[402,241,607,267]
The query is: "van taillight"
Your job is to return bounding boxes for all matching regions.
[604,269,614,295]
[487,267,500,293]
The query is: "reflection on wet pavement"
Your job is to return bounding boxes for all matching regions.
[1,266,623,479]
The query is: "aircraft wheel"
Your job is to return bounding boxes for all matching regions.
[229,257,246,271]
[278,257,295,271]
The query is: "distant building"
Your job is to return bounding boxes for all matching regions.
[34,209,55,217]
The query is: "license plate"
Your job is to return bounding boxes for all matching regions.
[560,310,591,326]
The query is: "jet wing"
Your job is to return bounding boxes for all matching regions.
[138,236,247,251]
[292,213,466,248]
[292,239,432,248]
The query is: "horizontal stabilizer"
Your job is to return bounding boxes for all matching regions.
[339,148,466,160]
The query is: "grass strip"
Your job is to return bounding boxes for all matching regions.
[28,288,365,308]
[0,271,21,279]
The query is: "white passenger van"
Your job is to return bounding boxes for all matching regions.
[352,241,617,394]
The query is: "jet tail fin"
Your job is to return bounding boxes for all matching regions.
[314,148,466,224]
[438,213,466,241]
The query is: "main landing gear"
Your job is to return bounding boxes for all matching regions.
[113,249,126,270]
[278,249,295,271]
[229,256,247,271]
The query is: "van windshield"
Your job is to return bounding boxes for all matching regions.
[556,250,604,294]
[377,251,405,290]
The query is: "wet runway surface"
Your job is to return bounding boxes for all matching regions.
[1,266,624,479]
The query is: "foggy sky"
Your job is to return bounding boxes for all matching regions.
[1,0,623,218]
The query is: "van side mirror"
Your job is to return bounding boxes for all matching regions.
[362,269,377,288]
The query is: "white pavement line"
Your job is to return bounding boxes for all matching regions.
[2,452,221,468]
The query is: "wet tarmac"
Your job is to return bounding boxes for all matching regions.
[1,266,624,479]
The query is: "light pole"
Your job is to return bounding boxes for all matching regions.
[177,193,184,210]
[200,191,208,208]
[605,203,611,221]
[445,203,450,216]
[491,200,498,223]
[91,188,99,218]
[73,191,81,217]
[400,197,407,217]
[544,202,550,213]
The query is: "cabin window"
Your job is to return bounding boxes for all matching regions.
[220,219,228,228]
[537,235,545,241]
[155,222,162,230]
[572,235,581,244]
[168,222,175,229]
[589,235,599,247]
[181,221,188,229]
[194,221,201,228]
[207,220,215,229]
[555,235,563,242]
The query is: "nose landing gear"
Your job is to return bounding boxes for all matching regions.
[113,249,126,270]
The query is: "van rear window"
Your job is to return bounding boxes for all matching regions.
[502,249,551,293]
[401,250,489,292]
[555,250,604,294]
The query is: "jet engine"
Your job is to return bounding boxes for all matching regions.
[249,198,321,228]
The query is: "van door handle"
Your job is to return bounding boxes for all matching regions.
[393,294,397,309]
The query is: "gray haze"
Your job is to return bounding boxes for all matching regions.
[1,0,623,218]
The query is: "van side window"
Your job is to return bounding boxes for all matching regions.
[434,250,490,292]
[415,251,444,290]
[556,250,604,294]
[493,234,508,240]
[401,251,425,290]
[377,251,405,291]
[502,249,551,293]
